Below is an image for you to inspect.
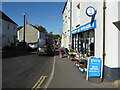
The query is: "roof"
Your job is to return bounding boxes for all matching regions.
[62,0,68,14]
[18,24,53,36]
[30,24,47,33]
[30,24,53,37]
[0,10,18,26]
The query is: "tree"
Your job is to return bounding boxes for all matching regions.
[17,26,23,31]
[38,26,46,32]
[52,34,61,41]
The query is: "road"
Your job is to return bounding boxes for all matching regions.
[2,50,54,89]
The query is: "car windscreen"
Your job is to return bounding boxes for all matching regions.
[38,39,46,47]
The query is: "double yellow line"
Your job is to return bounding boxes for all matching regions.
[32,76,48,90]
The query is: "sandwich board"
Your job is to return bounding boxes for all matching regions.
[86,57,103,82]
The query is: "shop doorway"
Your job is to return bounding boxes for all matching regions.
[72,29,95,56]
[78,29,95,56]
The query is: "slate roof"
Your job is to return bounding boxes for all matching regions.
[29,24,52,36]
[62,0,67,14]
[29,24,47,33]
[0,10,18,25]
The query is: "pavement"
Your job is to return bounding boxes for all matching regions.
[48,56,119,89]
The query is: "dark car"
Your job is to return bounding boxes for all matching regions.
[37,38,55,55]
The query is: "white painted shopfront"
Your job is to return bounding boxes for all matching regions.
[62,0,120,82]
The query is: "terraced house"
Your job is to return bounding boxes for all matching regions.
[17,24,47,43]
[0,10,18,49]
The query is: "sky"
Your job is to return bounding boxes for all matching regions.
[2,2,66,35]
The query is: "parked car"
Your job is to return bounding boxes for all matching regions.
[28,42,38,50]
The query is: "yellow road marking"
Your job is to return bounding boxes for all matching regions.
[31,76,48,90]
[36,76,48,89]
[32,76,43,89]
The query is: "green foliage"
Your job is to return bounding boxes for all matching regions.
[69,49,74,52]
[17,26,24,31]
[46,32,53,37]
[49,32,53,35]
[38,26,46,32]
[52,34,60,40]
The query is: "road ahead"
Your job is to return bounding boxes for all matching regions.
[2,51,54,88]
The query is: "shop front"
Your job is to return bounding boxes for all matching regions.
[71,20,96,57]
[64,0,119,83]
[66,20,103,82]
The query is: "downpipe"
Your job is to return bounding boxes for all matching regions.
[102,0,106,81]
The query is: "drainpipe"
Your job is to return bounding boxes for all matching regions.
[103,0,106,80]
[70,0,72,46]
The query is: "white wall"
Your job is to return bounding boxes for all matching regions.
[62,0,71,48]
[2,20,17,48]
[118,1,120,68]
[105,1,119,68]
[0,19,2,49]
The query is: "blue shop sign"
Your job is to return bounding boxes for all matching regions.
[72,20,96,34]
[88,58,102,77]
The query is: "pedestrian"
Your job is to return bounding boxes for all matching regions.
[58,47,69,58]
[59,50,63,58]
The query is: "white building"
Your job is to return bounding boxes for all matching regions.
[62,0,120,82]
[61,0,71,48]
[0,11,18,49]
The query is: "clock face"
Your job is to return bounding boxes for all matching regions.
[86,6,96,17]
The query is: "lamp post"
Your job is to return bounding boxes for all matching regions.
[23,12,26,49]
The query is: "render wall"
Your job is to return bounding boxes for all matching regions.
[105,1,119,68]
[18,24,38,43]
[118,0,120,69]
[0,19,2,49]
[62,0,71,48]
[2,20,17,48]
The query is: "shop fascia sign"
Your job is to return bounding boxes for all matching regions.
[72,20,96,34]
